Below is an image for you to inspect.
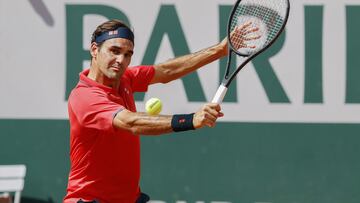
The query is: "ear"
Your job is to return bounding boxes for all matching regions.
[90,42,99,59]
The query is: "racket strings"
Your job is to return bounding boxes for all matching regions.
[230,27,251,49]
[229,0,287,55]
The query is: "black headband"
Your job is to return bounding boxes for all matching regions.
[95,27,134,44]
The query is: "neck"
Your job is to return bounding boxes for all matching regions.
[88,65,120,90]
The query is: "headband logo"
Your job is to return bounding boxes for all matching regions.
[108,30,118,35]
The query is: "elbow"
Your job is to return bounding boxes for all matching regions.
[121,119,142,135]
[156,66,178,84]
[158,71,173,84]
[159,78,172,84]
[113,111,141,135]
[128,126,142,135]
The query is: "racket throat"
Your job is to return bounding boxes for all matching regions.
[211,84,228,104]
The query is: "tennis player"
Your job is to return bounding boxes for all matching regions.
[63,19,258,203]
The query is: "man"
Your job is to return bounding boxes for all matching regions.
[64,19,258,203]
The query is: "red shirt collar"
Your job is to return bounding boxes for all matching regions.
[79,69,119,94]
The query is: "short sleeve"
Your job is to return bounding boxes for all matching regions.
[68,88,124,131]
[125,65,155,92]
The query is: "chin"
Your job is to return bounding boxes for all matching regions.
[107,72,122,80]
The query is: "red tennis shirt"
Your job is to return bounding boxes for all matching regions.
[64,66,155,203]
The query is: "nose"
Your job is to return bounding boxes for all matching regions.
[115,54,125,64]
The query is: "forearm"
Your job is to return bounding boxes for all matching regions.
[113,111,173,135]
[113,103,223,136]
[153,42,227,83]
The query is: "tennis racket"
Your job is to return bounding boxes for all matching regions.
[212,0,290,103]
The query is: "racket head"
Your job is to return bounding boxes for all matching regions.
[227,0,290,57]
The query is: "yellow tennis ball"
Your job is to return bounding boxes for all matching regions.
[145,97,162,115]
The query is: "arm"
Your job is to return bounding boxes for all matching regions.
[150,22,260,84]
[150,41,227,84]
[113,103,223,135]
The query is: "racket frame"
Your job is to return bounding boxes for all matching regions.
[212,0,290,103]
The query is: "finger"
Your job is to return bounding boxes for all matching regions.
[241,44,257,49]
[218,112,224,117]
[242,27,260,35]
[207,109,223,119]
[205,106,222,117]
[243,35,262,41]
[204,119,216,128]
[238,21,253,30]
[238,24,258,36]
[231,25,248,37]
[197,106,216,120]
[204,111,218,121]
[208,122,216,128]
[207,103,221,111]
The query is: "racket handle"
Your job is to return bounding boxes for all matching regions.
[211,84,228,104]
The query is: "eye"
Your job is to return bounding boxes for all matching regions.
[125,52,133,58]
[111,49,121,55]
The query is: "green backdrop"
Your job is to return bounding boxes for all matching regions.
[1,120,359,203]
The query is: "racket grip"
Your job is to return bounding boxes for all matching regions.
[211,84,228,104]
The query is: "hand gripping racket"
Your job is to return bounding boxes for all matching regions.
[212,0,290,103]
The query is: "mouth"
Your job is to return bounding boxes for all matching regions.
[110,66,121,72]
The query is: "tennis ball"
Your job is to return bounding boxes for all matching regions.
[145,97,162,115]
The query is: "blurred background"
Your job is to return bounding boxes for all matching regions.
[0,0,360,203]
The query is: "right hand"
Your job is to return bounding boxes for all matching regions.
[193,103,224,129]
[219,21,261,53]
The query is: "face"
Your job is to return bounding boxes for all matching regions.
[91,38,134,81]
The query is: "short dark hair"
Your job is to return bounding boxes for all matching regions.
[91,19,132,46]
